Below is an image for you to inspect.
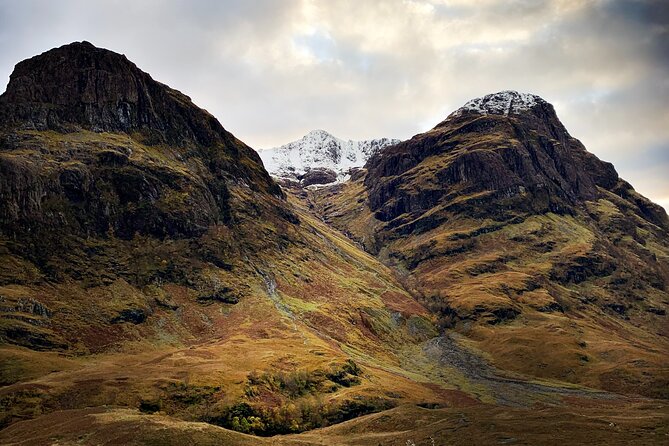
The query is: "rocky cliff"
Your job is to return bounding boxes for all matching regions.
[0,42,287,244]
[1,41,254,149]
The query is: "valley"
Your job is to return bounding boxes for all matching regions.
[0,43,667,445]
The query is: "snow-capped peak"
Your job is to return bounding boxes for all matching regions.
[306,129,331,138]
[258,131,400,186]
[449,90,543,118]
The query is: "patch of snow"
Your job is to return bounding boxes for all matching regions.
[257,129,400,184]
[448,91,542,119]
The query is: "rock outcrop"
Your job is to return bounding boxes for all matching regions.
[2,41,242,148]
[299,167,338,187]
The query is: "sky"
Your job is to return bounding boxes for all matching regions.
[0,0,668,209]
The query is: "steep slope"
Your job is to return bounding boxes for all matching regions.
[258,129,399,186]
[0,42,441,436]
[308,91,669,399]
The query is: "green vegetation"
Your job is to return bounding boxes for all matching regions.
[207,396,395,436]
[245,360,361,399]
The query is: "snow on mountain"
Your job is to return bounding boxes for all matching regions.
[448,90,542,118]
[258,130,400,186]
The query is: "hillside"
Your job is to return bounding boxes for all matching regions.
[0,42,439,436]
[307,90,669,399]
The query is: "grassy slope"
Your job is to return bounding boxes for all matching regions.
[2,130,668,444]
[0,129,453,435]
[1,402,667,446]
[305,175,669,400]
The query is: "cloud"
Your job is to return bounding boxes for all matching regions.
[0,0,667,208]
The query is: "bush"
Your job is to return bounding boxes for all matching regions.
[207,395,395,436]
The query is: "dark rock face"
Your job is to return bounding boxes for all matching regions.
[550,249,617,285]
[1,41,229,148]
[364,92,668,232]
[111,308,148,324]
[2,325,68,351]
[300,168,338,187]
[0,150,224,240]
[0,42,289,243]
[197,287,240,304]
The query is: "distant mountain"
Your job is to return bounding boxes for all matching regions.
[258,129,399,186]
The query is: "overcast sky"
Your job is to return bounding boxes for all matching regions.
[1,0,667,209]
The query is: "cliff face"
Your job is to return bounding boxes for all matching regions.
[365,91,667,230]
[2,41,240,148]
[0,42,286,243]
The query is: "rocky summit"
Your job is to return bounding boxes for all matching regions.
[1,45,668,446]
[1,41,234,147]
[366,90,666,227]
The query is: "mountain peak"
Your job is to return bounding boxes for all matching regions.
[435,90,571,144]
[0,41,229,147]
[259,131,400,186]
[305,129,334,138]
[449,90,546,118]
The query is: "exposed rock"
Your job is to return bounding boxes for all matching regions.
[197,287,240,304]
[300,167,338,187]
[536,302,565,313]
[110,308,148,324]
[0,324,68,351]
[0,42,291,249]
[647,307,666,316]
[0,298,51,317]
[1,41,248,149]
[605,303,628,316]
[550,250,617,285]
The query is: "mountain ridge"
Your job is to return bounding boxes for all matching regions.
[365,90,668,230]
[258,129,399,186]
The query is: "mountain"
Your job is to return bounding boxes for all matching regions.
[0,41,286,241]
[258,129,399,186]
[307,90,669,398]
[1,44,667,445]
[0,42,439,438]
